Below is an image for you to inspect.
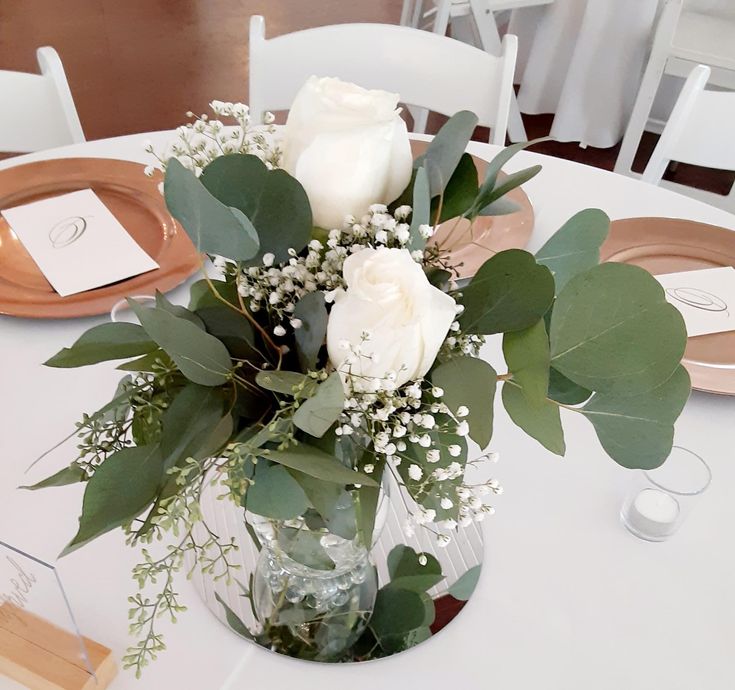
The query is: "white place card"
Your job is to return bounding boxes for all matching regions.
[655,267,735,337]
[1,189,159,297]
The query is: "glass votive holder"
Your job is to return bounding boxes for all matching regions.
[110,295,156,323]
[620,446,711,542]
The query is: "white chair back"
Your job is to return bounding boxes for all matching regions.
[642,64,735,211]
[249,15,517,146]
[0,47,85,153]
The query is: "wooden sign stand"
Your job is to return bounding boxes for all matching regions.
[0,604,117,690]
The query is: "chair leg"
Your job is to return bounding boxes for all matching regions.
[614,54,669,177]
[468,0,527,142]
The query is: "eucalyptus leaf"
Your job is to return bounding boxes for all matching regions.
[502,382,565,455]
[449,565,481,601]
[61,445,164,556]
[255,370,312,396]
[467,166,541,218]
[160,383,224,471]
[536,209,610,293]
[293,292,328,371]
[356,456,384,549]
[189,278,239,311]
[21,465,87,491]
[548,367,591,405]
[478,197,520,216]
[277,526,335,570]
[293,372,344,438]
[580,365,690,469]
[155,291,205,328]
[386,546,444,593]
[264,444,377,487]
[408,166,430,251]
[196,305,260,360]
[200,153,312,264]
[247,462,310,520]
[503,320,550,407]
[215,592,253,639]
[432,356,497,448]
[287,471,357,540]
[129,300,233,386]
[458,249,555,335]
[550,263,687,395]
[44,323,157,368]
[418,111,479,196]
[435,152,479,223]
[164,158,260,260]
[116,350,173,372]
[369,587,427,639]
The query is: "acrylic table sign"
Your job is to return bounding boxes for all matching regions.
[0,540,117,690]
[655,267,735,338]
[0,189,159,297]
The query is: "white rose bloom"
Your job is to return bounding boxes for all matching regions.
[282,76,413,230]
[327,248,456,390]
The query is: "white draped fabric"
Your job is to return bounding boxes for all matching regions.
[510,0,735,148]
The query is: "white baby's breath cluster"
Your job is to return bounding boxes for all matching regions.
[334,333,501,548]
[143,101,281,178]
[231,204,426,331]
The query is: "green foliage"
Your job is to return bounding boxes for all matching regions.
[21,465,87,490]
[550,263,687,395]
[247,462,310,520]
[503,320,550,406]
[459,249,555,335]
[255,370,312,395]
[277,526,336,570]
[547,368,591,406]
[62,445,164,556]
[264,444,377,487]
[368,586,427,639]
[536,209,610,293]
[288,472,357,540]
[293,372,345,438]
[188,278,239,311]
[355,456,384,548]
[129,300,233,386]
[159,383,224,472]
[434,152,479,222]
[580,365,691,469]
[215,592,253,639]
[432,356,497,448]
[448,565,481,601]
[196,305,260,361]
[386,545,444,592]
[292,292,328,371]
[502,382,565,455]
[408,166,430,251]
[199,153,312,264]
[44,322,157,368]
[164,158,260,260]
[417,110,479,196]
[154,291,205,328]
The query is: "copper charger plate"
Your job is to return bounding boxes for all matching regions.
[0,158,200,319]
[601,217,735,395]
[410,140,534,278]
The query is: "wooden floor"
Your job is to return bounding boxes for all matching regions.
[1,0,732,196]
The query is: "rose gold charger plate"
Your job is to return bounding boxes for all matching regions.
[410,140,534,278]
[601,217,735,395]
[0,158,200,319]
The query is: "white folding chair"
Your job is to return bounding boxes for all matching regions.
[640,64,735,212]
[249,15,517,146]
[400,0,554,142]
[614,0,735,178]
[0,47,85,154]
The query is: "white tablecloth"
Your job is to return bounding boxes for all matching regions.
[510,0,735,148]
[1,133,735,689]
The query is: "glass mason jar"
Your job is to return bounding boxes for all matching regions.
[248,481,389,661]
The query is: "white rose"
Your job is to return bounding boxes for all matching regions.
[327,248,456,390]
[282,76,413,230]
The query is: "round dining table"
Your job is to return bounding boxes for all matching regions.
[1,132,734,690]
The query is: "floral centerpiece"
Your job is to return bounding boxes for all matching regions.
[30,77,689,674]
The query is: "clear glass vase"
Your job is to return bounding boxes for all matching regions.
[248,485,389,661]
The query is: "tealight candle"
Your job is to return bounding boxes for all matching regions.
[627,488,680,540]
